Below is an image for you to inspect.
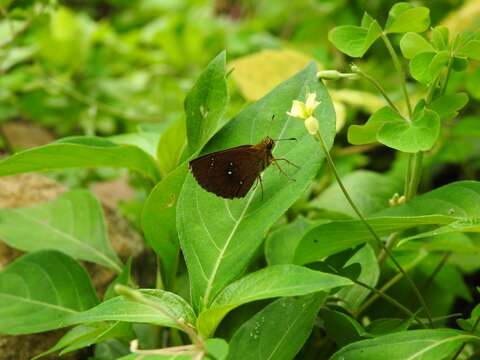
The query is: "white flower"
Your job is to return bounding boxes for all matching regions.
[287,92,322,135]
[305,93,320,113]
[286,92,321,120]
[286,100,308,119]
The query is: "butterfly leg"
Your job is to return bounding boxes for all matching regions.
[274,158,299,168]
[272,159,296,182]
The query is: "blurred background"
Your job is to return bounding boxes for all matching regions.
[0,0,479,218]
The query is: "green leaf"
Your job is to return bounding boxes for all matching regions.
[0,136,160,182]
[0,250,98,335]
[265,216,321,265]
[177,63,336,311]
[119,354,193,360]
[185,51,228,155]
[109,132,160,159]
[457,304,480,336]
[429,92,469,120]
[157,118,187,177]
[0,190,122,272]
[328,13,382,58]
[348,106,404,145]
[294,216,449,265]
[142,164,188,288]
[457,39,480,61]
[431,26,449,51]
[452,56,469,71]
[400,32,435,59]
[321,308,366,346]
[385,3,430,34]
[227,295,325,360]
[64,289,196,331]
[311,170,402,217]
[296,181,480,263]
[366,318,413,336]
[197,265,352,337]
[206,338,229,360]
[428,51,450,79]
[377,108,440,152]
[337,244,379,311]
[330,329,472,360]
[410,52,436,84]
[33,322,133,359]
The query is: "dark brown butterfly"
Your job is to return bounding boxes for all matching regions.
[189,136,296,199]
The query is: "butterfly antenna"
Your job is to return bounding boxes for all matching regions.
[272,137,297,141]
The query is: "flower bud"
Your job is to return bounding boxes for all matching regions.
[304,116,319,135]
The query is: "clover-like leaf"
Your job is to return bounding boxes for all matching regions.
[429,51,450,79]
[409,52,436,84]
[431,26,450,51]
[385,3,430,34]
[377,108,440,153]
[400,32,435,59]
[456,31,480,61]
[328,12,382,58]
[348,106,404,145]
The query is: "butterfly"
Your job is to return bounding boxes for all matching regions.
[189,136,297,199]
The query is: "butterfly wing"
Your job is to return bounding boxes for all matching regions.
[189,145,266,199]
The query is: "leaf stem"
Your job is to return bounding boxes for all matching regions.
[352,66,401,114]
[381,33,412,119]
[440,55,454,96]
[314,131,433,327]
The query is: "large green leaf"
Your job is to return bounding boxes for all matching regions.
[0,136,160,182]
[0,251,98,335]
[64,289,196,331]
[321,308,366,346]
[330,329,475,360]
[328,13,382,58]
[226,294,325,360]
[0,190,122,272]
[295,181,480,263]
[185,51,228,155]
[196,265,352,337]
[311,170,402,217]
[157,118,187,177]
[142,164,188,288]
[265,216,321,265]
[177,63,336,311]
[33,322,133,359]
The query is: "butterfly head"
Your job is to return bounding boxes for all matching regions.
[263,136,275,151]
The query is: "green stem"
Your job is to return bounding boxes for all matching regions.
[406,151,424,201]
[381,33,412,119]
[404,154,413,197]
[353,279,427,328]
[314,131,433,327]
[440,55,454,96]
[353,68,401,114]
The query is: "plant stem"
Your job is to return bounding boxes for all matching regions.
[353,68,401,114]
[381,33,412,119]
[440,55,454,96]
[420,252,451,291]
[406,151,424,200]
[352,279,427,328]
[314,131,434,327]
